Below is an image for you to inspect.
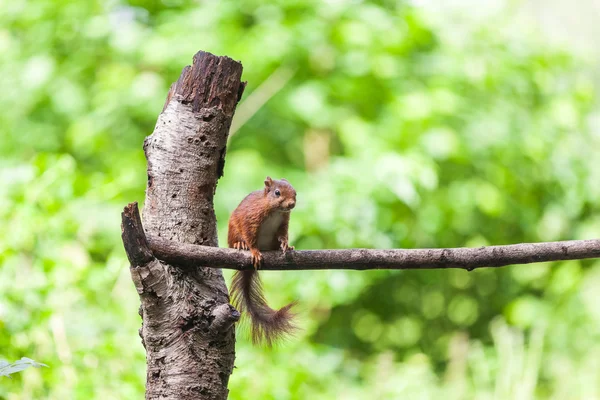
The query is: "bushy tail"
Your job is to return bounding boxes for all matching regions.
[230,270,296,346]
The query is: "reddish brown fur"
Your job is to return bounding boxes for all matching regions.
[228,177,297,345]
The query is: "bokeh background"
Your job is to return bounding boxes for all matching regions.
[2,0,600,398]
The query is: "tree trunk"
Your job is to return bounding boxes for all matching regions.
[123,50,245,399]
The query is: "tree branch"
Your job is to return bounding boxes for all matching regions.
[121,202,153,267]
[147,235,600,271]
[122,197,600,272]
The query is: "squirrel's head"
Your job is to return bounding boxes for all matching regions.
[264,176,296,212]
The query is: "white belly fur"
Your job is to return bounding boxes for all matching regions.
[257,211,284,250]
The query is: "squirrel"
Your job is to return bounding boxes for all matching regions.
[228,176,297,345]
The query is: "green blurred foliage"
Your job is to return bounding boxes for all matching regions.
[0,357,48,378]
[1,0,600,398]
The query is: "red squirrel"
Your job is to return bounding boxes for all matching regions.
[228,176,297,345]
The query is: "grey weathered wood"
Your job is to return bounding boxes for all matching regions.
[122,51,245,400]
[146,235,600,271]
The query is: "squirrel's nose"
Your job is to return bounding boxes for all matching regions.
[288,201,296,209]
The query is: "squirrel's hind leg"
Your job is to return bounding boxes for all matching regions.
[250,248,262,269]
[231,239,259,267]
[232,241,249,250]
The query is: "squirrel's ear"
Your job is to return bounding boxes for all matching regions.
[264,176,273,188]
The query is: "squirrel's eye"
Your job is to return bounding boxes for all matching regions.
[274,189,281,197]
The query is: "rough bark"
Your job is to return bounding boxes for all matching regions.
[144,236,600,271]
[122,51,245,400]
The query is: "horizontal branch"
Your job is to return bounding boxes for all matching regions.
[148,236,600,271]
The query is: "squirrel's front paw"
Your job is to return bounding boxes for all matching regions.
[279,238,294,254]
[250,249,263,269]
